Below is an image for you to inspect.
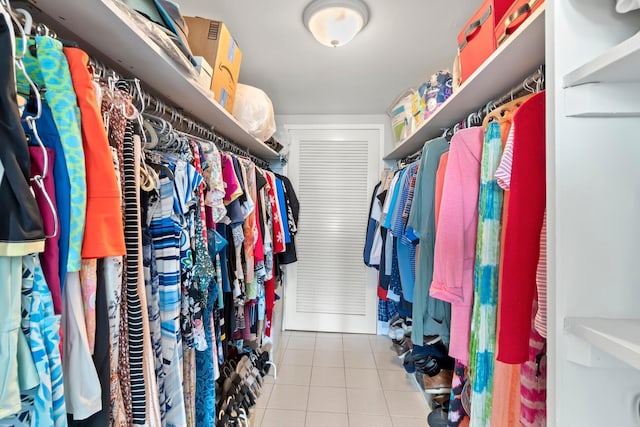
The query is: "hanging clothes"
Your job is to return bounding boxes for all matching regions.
[468,122,504,427]
[406,137,451,345]
[496,92,546,364]
[2,7,295,422]
[149,168,186,426]
[534,212,547,339]
[276,174,299,265]
[430,127,483,365]
[28,146,62,313]
[16,36,86,276]
[490,113,521,427]
[0,19,45,256]
[63,47,125,259]
[24,254,66,426]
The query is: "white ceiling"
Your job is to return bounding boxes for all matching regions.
[178,0,484,115]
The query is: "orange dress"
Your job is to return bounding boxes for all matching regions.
[64,47,125,258]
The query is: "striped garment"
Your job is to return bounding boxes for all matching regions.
[173,159,204,349]
[535,212,547,338]
[469,122,504,427]
[402,164,418,224]
[149,171,186,426]
[495,125,515,190]
[122,121,146,424]
[142,188,166,422]
[396,163,419,304]
[521,301,547,426]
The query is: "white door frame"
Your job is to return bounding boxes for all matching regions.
[281,123,385,334]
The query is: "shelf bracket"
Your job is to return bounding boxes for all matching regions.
[565,332,627,369]
[565,82,640,117]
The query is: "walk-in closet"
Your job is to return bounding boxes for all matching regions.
[1,0,639,426]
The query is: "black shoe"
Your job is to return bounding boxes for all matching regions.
[427,407,449,427]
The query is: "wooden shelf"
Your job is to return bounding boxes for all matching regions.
[565,317,640,370]
[384,5,545,160]
[26,0,279,159]
[564,30,640,88]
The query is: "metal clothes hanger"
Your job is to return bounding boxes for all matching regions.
[7,5,58,239]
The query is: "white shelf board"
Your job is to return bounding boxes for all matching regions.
[565,82,640,117]
[384,5,546,160]
[565,317,640,370]
[564,30,640,88]
[28,0,279,159]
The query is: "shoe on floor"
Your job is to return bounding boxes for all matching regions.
[388,316,410,340]
[423,369,453,394]
[392,336,413,359]
[431,393,450,408]
[388,326,407,341]
[427,407,449,427]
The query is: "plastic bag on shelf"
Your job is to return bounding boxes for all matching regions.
[423,70,453,120]
[452,55,462,92]
[110,0,198,77]
[232,84,276,142]
[387,89,415,142]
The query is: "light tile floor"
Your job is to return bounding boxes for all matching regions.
[251,332,430,427]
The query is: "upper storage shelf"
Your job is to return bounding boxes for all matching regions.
[26,0,279,159]
[384,5,545,160]
[564,30,640,87]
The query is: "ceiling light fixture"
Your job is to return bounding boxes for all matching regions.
[303,0,369,48]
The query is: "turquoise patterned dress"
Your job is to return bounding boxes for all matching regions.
[469,122,504,427]
[16,36,86,277]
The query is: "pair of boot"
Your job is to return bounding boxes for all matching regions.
[403,338,454,394]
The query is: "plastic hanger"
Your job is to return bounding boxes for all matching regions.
[142,120,159,149]
[483,93,535,128]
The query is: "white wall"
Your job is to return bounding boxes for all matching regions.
[549,1,640,425]
[274,114,395,169]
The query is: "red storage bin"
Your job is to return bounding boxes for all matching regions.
[495,0,544,46]
[457,0,513,84]
[457,0,496,83]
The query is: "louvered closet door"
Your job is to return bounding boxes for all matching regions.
[284,127,381,334]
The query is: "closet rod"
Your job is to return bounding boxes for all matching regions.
[489,65,545,111]
[87,57,271,169]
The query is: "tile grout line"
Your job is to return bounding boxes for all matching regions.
[305,333,315,420]
[341,334,352,427]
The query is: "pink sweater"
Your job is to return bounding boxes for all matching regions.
[429,127,483,365]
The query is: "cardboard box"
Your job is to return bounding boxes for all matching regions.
[184,16,242,112]
[193,56,214,91]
